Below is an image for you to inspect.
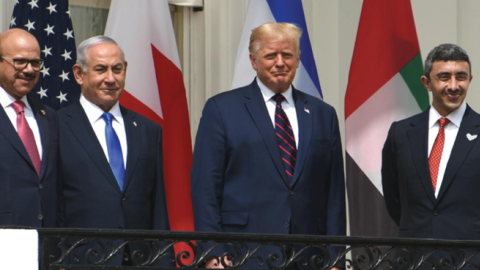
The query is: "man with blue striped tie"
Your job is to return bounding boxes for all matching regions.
[191,22,346,269]
[57,36,173,267]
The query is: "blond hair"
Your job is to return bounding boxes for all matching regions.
[249,22,302,56]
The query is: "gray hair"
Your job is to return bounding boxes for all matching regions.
[76,35,125,71]
[424,43,471,80]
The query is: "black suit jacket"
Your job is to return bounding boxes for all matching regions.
[57,101,173,266]
[0,97,58,227]
[382,105,480,239]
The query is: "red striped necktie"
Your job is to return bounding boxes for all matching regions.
[12,101,41,177]
[273,94,297,186]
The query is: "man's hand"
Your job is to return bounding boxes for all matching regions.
[206,256,233,268]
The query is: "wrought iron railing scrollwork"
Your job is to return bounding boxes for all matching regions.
[18,227,480,269]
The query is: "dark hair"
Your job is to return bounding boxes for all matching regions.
[424,43,471,80]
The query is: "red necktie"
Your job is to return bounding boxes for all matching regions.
[273,94,297,185]
[12,101,41,177]
[429,118,450,192]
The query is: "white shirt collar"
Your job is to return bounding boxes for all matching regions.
[256,77,294,105]
[0,86,32,112]
[428,102,466,129]
[80,95,122,124]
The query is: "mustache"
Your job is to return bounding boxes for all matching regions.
[17,73,36,80]
[444,88,461,94]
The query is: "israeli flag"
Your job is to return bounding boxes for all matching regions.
[230,0,322,99]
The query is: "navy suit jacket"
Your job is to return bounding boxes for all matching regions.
[191,80,346,267]
[57,101,173,266]
[0,97,58,228]
[382,105,480,239]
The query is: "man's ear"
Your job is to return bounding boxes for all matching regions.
[421,75,431,92]
[72,64,84,86]
[249,54,258,71]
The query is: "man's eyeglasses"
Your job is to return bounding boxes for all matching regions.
[0,56,44,71]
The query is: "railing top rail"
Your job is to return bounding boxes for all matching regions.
[1,226,479,248]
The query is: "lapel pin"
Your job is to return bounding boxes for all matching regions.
[40,109,45,115]
[304,107,310,114]
[466,133,478,141]
[133,121,137,127]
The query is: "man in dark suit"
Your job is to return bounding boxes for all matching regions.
[191,23,346,269]
[0,28,58,228]
[382,44,480,242]
[57,36,173,266]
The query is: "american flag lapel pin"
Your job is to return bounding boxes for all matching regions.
[40,109,45,115]
[133,121,137,127]
[304,107,310,114]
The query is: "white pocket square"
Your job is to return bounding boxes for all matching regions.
[467,133,478,141]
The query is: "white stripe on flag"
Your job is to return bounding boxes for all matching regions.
[231,0,274,90]
[346,73,422,194]
[105,0,183,119]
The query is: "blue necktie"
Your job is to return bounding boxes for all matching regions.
[102,113,125,190]
[273,94,297,186]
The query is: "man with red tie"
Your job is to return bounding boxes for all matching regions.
[191,22,346,269]
[0,28,58,228]
[382,44,480,240]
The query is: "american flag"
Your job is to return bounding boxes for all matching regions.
[10,0,80,110]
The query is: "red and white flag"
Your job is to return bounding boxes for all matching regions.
[105,0,194,254]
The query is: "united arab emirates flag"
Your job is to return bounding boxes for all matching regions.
[345,0,429,237]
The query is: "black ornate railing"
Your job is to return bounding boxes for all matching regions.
[26,228,480,269]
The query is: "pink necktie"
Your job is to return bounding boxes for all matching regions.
[12,101,41,177]
[429,118,450,192]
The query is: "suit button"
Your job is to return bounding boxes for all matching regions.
[122,196,126,201]
[290,191,294,195]
[433,210,438,216]
[38,214,44,220]
[284,221,289,227]
[38,184,43,189]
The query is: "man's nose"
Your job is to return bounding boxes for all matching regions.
[448,77,458,90]
[104,69,115,83]
[275,54,285,66]
[23,62,35,73]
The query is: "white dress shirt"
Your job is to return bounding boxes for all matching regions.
[427,102,466,197]
[257,77,299,148]
[80,95,127,168]
[0,87,43,159]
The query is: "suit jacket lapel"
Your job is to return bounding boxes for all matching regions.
[121,106,139,191]
[29,98,49,180]
[244,81,290,186]
[437,106,480,201]
[0,101,36,173]
[291,89,311,187]
[65,102,121,192]
[407,110,436,204]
